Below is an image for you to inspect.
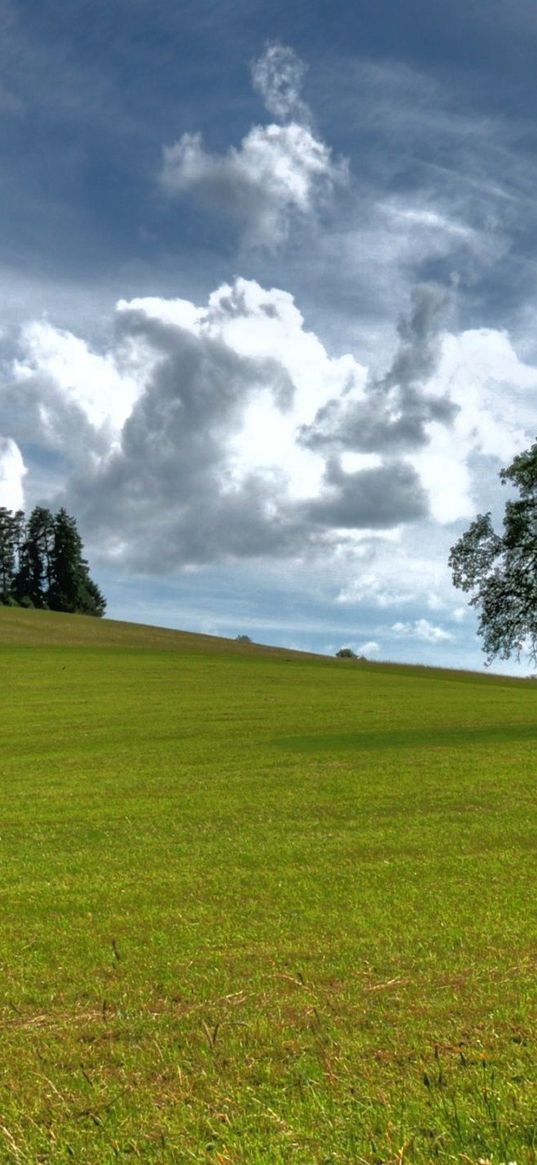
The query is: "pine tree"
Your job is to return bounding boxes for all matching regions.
[48,509,106,617]
[13,507,55,608]
[11,510,25,578]
[2,505,106,617]
[0,508,17,602]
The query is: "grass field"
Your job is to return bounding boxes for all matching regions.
[0,608,536,1164]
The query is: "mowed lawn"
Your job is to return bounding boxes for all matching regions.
[0,611,536,1164]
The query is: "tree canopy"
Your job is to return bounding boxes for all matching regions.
[449,440,537,662]
[0,506,106,617]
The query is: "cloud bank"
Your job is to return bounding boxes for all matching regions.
[2,276,536,587]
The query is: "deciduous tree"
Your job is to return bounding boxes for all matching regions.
[449,440,537,662]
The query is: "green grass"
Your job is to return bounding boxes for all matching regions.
[0,608,536,1164]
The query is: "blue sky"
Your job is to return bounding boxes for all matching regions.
[1,0,537,671]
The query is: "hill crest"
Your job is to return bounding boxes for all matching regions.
[0,607,532,686]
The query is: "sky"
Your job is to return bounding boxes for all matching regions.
[1,0,537,672]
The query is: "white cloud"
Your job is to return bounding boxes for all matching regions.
[161,122,347,246]
[251,42,308,122]
[0,278,439,570]
[1,276,536,594]
[338,570,415,608]
[391,618,453,643]
[357,640,380,655]
[0,437,26,510]
[160,41,346,247]
[302,284,537,528]
[411,327,537,521]
[382,203,475,240]
[336,533,462,614]
[120,277,367,502]
[14,320,142,433]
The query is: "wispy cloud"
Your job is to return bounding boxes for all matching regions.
[251,41,309,122]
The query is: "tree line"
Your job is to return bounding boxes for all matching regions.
[0,506,106,617]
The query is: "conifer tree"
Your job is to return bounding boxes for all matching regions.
[2,505,107,616]
[0,508,16,602]
[14,507,55,608]
[48,508,106,616]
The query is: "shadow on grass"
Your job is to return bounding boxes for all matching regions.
[274,721,537,753]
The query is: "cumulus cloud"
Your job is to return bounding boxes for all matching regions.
[161,123,346,247]
[160,44,347,246]
[15,320,141,432]
[66,309,304,567]
[411,326,537,522]
[2,277,536,580]
[0,437,26,510]
[357,640,380,655]
[1,320,145,490]
[251,42,309,122]
[304,456,427,529]
[0,278,450,570]
[392,618,453,643]
[300,283,457,455]
[64,283,429,568]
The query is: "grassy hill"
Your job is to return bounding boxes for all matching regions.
[0,609,536,1163]
[0,606,308,653]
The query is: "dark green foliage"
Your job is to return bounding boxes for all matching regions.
[449,439,537,661]
[1,506,105,617]
[336,647,357,658]
[14,506,55,608]
[0,508,18,601]
[48,508,106,616]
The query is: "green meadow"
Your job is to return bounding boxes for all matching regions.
[0,609,536,1165]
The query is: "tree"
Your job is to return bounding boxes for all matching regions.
[13,506,55,608]
[5,505,106,617]
[0,508,16,602]
[449,440,537,662]
[48,509,106,617]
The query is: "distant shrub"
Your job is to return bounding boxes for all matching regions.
[236,634,253,644]
[336,647,357,659]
